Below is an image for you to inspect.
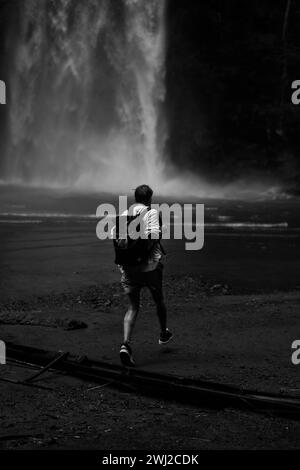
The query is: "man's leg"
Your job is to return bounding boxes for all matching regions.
[149,286,167,334]
[120,268,141,366]
[149,265,173,345]
[120,289,140,366]
[123,289,140,345]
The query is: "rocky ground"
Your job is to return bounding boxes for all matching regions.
[1,274,300,450]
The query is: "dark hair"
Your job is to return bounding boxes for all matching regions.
[134,184,153,204]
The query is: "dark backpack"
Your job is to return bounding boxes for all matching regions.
[113,207,165,266]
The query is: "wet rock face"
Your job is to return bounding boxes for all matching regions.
[166,1,300,191]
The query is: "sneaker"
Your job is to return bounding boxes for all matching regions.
[120,343,135,367]
[159,328,173,345]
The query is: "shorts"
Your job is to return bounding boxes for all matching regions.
[120,262,163,295]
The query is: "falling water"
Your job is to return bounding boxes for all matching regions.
[4,0,167,192]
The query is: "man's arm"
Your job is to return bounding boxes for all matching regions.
[142,209,161,253]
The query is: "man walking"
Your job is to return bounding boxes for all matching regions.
[114,184,172,366]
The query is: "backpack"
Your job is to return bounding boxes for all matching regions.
[113,207,165,266]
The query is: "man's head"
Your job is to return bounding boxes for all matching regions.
[134,184,153,205]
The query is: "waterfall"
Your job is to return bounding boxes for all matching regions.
[4,0,167,192]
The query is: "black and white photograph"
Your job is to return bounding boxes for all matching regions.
[0,0,300,458]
